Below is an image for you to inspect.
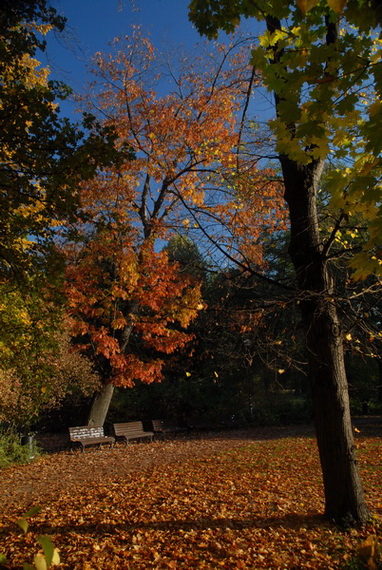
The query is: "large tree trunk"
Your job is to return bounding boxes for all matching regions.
[88,383,115,426]
[281,155,369,524]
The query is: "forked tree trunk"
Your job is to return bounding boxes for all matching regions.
[281,155,370,524]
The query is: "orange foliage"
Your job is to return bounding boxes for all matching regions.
[64,32,287,387]
[65,237,202,387]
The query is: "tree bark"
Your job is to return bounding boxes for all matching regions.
[281,154,370,524]
[88,382,115,426]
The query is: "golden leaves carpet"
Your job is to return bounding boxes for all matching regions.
[0,423,381,569]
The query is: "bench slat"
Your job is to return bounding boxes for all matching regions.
[113,421,154,444]
[69,426,115,452]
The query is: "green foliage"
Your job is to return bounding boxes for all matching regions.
[0,430,39,468]
[0,505,60,569]
[16,506,42,534]
[188,0,382,279]
[0,320,101,427]
[0,280,65,426]
[0,0,127,286]
[164,236,207,281]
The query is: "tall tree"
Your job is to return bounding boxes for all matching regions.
[188,0,382,524]
[65,32,286,426]
[0,1,126,428]
[0,0,120,285]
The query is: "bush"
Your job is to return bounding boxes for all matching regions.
[0,430,39,467]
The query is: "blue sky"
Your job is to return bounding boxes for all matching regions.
[44,0,207,115]
[42,1,272,125]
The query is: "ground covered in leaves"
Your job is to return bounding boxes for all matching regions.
[0,422,381,569]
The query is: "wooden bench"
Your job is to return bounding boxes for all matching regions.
[69,426,115,452]
[151,419,187,440]
[113,421,154,445]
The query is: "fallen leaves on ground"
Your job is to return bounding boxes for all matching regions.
[0,425,381,569]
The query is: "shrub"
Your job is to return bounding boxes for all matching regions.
[0,430,39,467]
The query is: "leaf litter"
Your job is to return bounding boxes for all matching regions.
[0,424,381,569]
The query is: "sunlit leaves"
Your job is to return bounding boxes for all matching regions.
[0,278,100,425]
[65,31,287,388]
[0,3,123,287]
[296,0,348,14]
[65,232,203,386]
[1,430,381,567]
[196,0,382,280]
[16,507,42,535]
[36,536,60,568]
[296,0,319,15]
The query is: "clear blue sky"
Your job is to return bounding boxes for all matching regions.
[44,1,206,112]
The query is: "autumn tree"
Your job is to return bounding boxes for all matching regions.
[0,0,121,285]
[0,279,100,428]
[188,0,382,524]
[65,32,286,426]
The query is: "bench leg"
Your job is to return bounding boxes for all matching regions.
[154,433,165,441]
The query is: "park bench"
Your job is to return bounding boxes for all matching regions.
[151,419,187,440]
[69,426,115,452]
[113,421,154,445]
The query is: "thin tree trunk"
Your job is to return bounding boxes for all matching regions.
[378,359,382,403]
[281,155,369,524]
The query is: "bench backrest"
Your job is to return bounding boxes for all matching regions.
[114,421,145,436]
[69,426,104,440]
[151,419,164,432]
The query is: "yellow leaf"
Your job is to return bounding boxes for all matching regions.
[51,548,60,565]
[296,0,319,14]
[185,372,191,377]
[327,0,348,14]
[214,371,219,377]
[278,369,285,374]
[16,518,28,534]
[371,51,382,65]
[34,552,48,570]
[345,333,352,341]
[357,535,379,566]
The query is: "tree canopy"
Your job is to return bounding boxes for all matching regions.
[0,0,122,285]
[189,0,382,281]
[188,0,382,525]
